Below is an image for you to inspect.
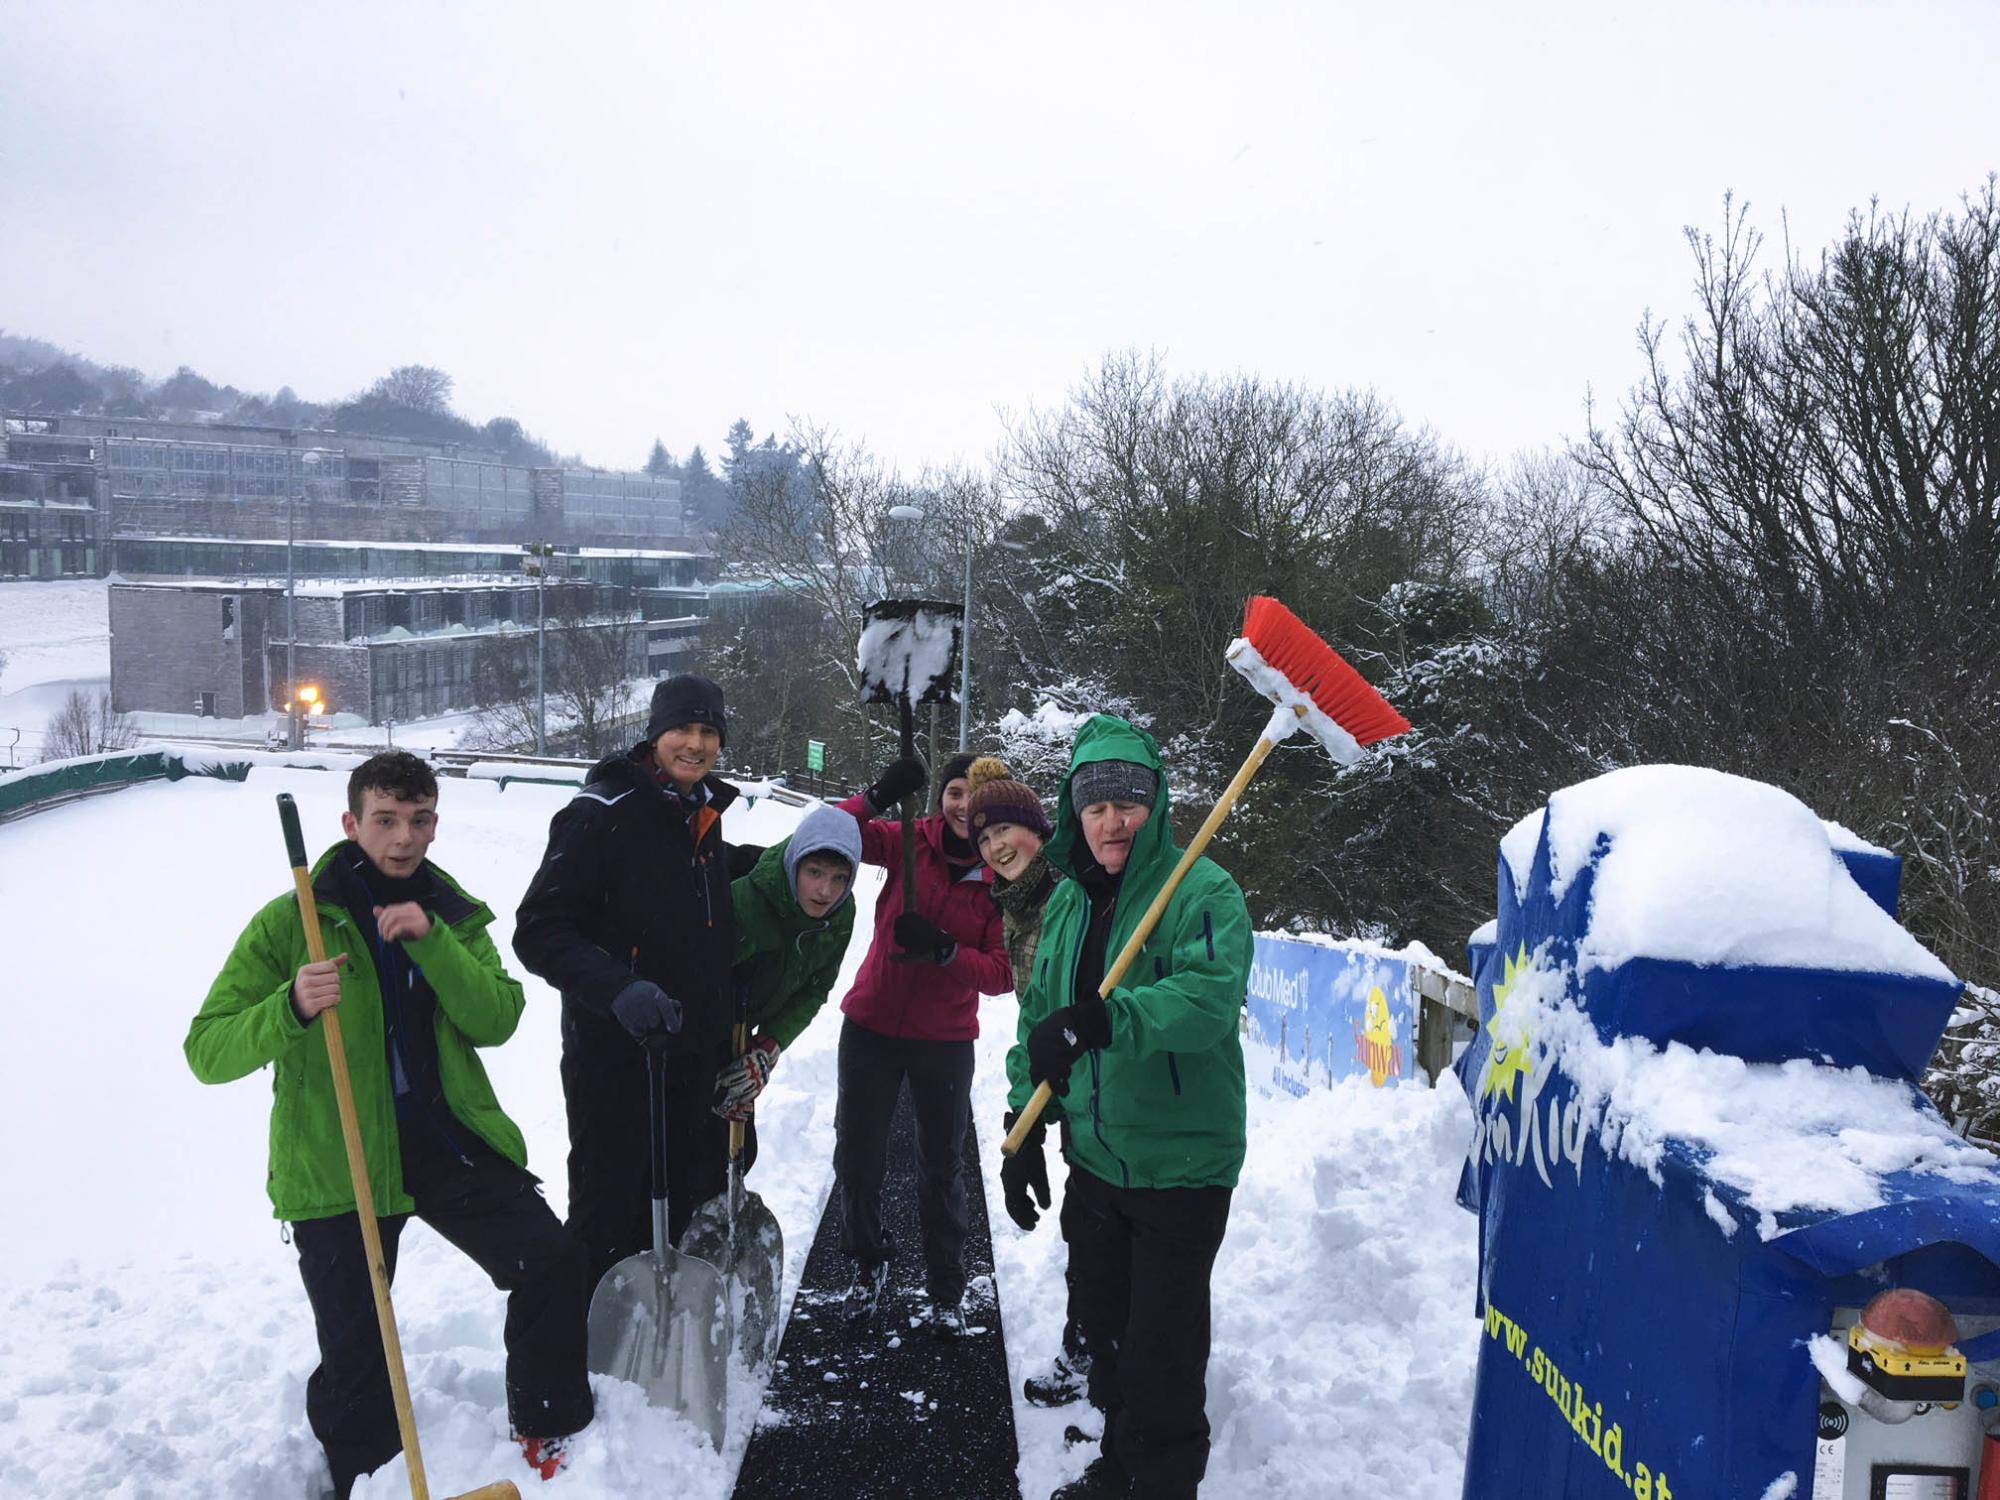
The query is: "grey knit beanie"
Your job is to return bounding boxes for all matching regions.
[1069,758,1158,813]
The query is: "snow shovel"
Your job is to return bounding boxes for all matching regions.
[677,987,784,1374]
[1002,596,1413,1155]
[586,1045,731,1449]
[857,597,963,951]
[275,794,522,1500]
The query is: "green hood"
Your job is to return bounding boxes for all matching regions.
[1009,713,1252,1191]
[1046,714,1176,895]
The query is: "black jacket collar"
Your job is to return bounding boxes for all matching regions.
[311,842,477,927]
[588,744,741,818]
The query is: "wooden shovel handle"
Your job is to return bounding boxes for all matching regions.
[1001,726,1288,1157]
[729,1020,749,1159]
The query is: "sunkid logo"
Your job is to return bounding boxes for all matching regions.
[1468,946,1593,1190]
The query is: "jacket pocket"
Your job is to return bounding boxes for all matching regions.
[1166,1051,1183,1096]
[270,1059,303,1198]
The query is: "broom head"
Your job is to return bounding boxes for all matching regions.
[1232,595,1410,763]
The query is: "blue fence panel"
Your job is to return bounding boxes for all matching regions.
[1244,934,1417,1098]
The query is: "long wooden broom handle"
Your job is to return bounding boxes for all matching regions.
[1001,716,1295,1157]
[289,860,437,1500]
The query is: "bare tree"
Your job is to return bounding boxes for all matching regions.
[998,349,1484,754]
[716,423,1001,767]
[368,364,456,415]
[465,592,644,758]
[1578,183,2000,981]
[41,690,138,761]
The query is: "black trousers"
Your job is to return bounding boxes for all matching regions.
[292,1125,593,1500]
[834,1018,975,1299]
[561,1015,748,1285]
[1066,1163,1233,1500]
[1058,1121,1089,1365]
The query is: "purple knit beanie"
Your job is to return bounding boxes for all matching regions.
[965,756,1053,841]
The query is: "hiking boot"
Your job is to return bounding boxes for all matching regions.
[518,1433,574,1481]
[928,1290,968,1338]
[1051,1456,1133,1498]
[843,1260,891,1325]
[1025,1349,1092,1407]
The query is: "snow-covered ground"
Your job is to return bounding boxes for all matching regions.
[0,579,114,765]
[0,765,1480,1499]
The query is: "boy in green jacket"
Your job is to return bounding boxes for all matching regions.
[712,801,863,1125]
[1007,716,1251,1500]
[185,752,592,1497]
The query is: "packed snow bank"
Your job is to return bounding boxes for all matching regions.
[0,579,109,694]
[1477,961,1994,1236]
[1512,765,1948,980]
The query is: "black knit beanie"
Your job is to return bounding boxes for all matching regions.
[645,674,727,746]
[935,750,980,810]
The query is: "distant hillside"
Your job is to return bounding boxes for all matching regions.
[0,331,558,466]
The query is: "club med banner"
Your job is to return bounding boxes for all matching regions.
[1244,933,1416,1098]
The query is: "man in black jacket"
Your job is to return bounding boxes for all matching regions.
[515,674,753,1281]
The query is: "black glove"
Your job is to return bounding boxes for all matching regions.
[999,1110,1052,1232]
[893,912,957,966]
[1025,994,1112,1093]
[865,755,928,814]
[611,979,683,1047]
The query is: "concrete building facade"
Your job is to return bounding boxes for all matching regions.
[110,577,701,727]
[2,414,707,581]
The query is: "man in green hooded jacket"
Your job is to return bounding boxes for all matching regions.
[185,752,591,1496]
[1006,715,1251,1500]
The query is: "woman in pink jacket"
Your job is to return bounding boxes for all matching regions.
[835,751,1013,1334]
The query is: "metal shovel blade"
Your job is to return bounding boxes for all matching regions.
[586,1244,730,1450]
[857,598,963,708]
[679,1179,786,1373]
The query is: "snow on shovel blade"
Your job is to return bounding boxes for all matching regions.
[679,1179,785,1374]
[587,1244,730,1450]
[858,598,963,708]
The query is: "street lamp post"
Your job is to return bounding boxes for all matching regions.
[537,567,546,756]
[285,469,298,750]
[283,448,325,751]
[957,541,972,751]
[526,542,555,755]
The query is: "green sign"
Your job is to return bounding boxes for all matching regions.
[806,739,826,772]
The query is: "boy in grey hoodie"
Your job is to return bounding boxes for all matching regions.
[713,803,865,1122]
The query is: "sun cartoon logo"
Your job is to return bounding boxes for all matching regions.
[1361,985,1397,1086]
[1480,945,1536,1104]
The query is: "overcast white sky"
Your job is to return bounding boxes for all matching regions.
[3,1,1994,475]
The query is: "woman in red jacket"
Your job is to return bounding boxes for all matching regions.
[835,751,1014,1334]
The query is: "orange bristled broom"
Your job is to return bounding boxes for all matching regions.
[1002,595,1411,1155]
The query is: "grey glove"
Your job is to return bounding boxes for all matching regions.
[611,980,683,1047]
